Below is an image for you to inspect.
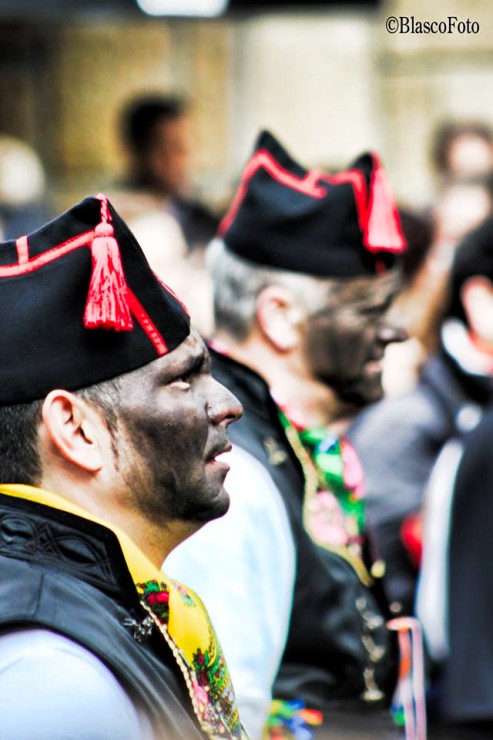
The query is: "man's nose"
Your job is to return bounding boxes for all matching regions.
[378,320,408,345]
[207,379,243,427]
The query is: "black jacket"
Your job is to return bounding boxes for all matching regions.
[211,349,396,713]
[0,492,205,739]
[441,410,493,724]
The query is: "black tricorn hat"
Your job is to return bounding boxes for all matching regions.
[219,130,406,277]
[0,194,190,405]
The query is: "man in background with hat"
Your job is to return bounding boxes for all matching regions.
[166,131,407,738]
[0,194,245,739]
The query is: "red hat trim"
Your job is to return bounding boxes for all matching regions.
[221,144,406,262]
[0,230,94,277]
[2,202,168,356]
[126,288,168,355]
[219,149,328,236]
[220,149,374,248]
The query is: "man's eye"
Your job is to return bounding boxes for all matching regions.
[171,374,193,389]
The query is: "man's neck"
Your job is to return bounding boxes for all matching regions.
[212,331,345,429]
[272,372,341,429]
[38,473,191,569]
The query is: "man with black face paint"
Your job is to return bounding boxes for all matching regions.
[0,194,245,739]
[299,274,402,409]
[167,131,407,739]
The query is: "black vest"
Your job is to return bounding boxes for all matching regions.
[441,410,493,724]
[0,493,205,739]
[211,350,395,713]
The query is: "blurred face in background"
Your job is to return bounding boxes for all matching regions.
[433,182,493,266]
[462,276,493,350]
[144,114,193,198]
[446,133,493,181]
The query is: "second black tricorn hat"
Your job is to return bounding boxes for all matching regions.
[219,130,406,277]
[0,194,190,405]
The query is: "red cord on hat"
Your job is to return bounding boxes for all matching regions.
[84,195,133,331]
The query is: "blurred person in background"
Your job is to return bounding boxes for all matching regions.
[417,118,493,360]
[418,408,493,738]
[123,206,214,338]
[116,93,220,252]
[384,120,493,399]
[424,174,493,332]
[381,206,435,396]
[167,131,408,739]
[109,94,218,337]
[349,215,493,620]
[383,174,493,397]
[431,120,493,188]
[0,135,52,239]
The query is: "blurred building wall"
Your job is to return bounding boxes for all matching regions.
[380,0,493,205]
[54,19,236,207]
[0,0,491,212]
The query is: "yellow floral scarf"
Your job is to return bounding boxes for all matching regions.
[0,484,246,739]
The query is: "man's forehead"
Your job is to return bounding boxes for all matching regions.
[336,270,401,303]
[180,329,209,362]
[122,329,207,384]
[159,328,206,366]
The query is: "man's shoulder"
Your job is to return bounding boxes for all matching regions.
[210,348,270,405]
[0,629,154,739]
[0,550,205,738]
[210,350,286,452]
[225,445,288,508]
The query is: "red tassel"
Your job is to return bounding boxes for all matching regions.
[364,155,406,254]
[84,212,133,332]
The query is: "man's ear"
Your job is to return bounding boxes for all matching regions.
[41,390,104,473]
[256,285,304,352]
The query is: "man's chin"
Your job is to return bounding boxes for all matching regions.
[338,380,384,409]
[361,383,384,405]
[187,486,231,525]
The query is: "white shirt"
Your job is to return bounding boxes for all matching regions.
[165,445,296,740]
[0,628,155,739]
